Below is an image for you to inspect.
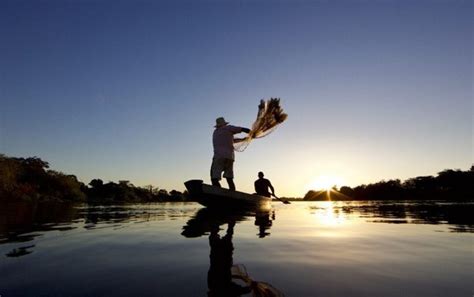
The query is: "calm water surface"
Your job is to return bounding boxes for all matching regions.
[0,201,472,297]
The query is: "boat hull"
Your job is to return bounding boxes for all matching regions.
[184,179,271,210]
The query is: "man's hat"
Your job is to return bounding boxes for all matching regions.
[214,117,229,128]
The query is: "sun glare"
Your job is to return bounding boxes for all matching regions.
[309,175,345,191]
[318,201,347,226]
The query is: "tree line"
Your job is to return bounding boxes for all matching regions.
[304,166,473,201]
[1,154,472,203]
[0,154,188,203]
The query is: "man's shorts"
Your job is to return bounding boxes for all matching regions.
[210,157,234,180]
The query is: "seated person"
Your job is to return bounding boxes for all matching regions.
[254,172,275,197]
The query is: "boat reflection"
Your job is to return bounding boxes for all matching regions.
[181,207,273,238]
[181,207,284,297]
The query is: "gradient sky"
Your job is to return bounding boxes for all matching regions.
[1,0,472,197]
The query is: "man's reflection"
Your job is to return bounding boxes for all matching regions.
[181,208,284,297]
[208,221,250,297]
[255,211,274,238]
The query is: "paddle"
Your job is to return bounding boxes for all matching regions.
[272,194,291,204]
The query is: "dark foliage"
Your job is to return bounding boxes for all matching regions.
[0,155,188,203]
[0,154,86,202]
[85,179,188,203]
[304,166,474,201]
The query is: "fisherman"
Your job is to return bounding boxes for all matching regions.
[254,171,275,197]
[211,117,250,191]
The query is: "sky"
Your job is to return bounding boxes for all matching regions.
[0,0,472,197]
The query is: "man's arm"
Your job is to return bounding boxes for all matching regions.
[228,125,250,134]
[268,180,275,195]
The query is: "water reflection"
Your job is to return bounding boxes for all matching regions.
[0,202,200,257]
[332,201,474,232]
[0,201,471,296]
[0,202,80,245]
[1,200,472,260]
[5,244,35,257]
[255,211,274,238]
[182,208,284,297]
[309,201,347,226]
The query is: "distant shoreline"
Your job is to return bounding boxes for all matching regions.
[1,154,472,203]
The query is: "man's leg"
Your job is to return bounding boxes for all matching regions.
[212,179,221,187]
[226,178,235,191]
[210,158,223,187]
[223,159,235,191]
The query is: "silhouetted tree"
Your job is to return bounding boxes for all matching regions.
[89,179,104,188]
[328,167,473,201]
[0,154,85,202]
[339,186,355,197]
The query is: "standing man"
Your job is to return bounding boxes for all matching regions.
[211,117,250,191]
[254,171,275,197]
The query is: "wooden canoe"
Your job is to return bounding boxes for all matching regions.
[184,179,271,210]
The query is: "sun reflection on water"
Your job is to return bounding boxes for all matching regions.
[311,201,347,227]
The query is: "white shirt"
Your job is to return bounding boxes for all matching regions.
[213,125,243,160]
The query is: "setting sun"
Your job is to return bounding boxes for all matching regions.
[308,175,345,191]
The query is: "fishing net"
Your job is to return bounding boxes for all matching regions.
[234,98,288,152]
[231,264,285,297]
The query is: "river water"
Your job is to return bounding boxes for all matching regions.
[0,201,472,297]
